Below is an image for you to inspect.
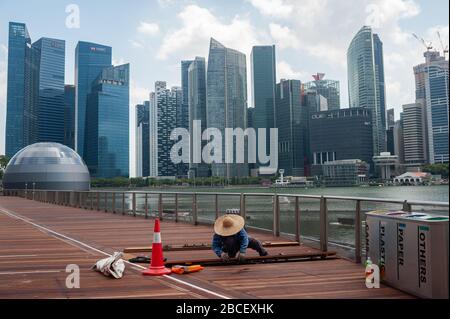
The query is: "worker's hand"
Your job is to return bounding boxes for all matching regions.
[237,252,246,263]
[220,252,230,263]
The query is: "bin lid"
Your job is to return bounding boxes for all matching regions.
[425,217,449,221]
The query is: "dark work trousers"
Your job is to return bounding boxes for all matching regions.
[222,236,267,258]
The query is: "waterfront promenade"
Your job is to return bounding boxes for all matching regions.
[0,195,413,299]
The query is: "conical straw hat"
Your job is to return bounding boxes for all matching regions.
[214,214,245,236]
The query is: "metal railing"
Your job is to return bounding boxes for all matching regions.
[3,189,449,264]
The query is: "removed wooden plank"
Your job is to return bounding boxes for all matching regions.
[163,252,337,267]
[124,241,301,253]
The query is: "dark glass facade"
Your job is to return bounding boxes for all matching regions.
[75,41,112,158]
[136,102,150,177]
[309,107,374,175]
[276,80,309,176]
[31,38,66,144]
[251,46,277,172]
[207,38,248,178]
[348,26,387,157]
[188,57,209,177]
[85,64,130,178]
[5,22,31,157]
[64,85,76,149]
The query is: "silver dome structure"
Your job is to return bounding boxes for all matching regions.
[3,143,90,191]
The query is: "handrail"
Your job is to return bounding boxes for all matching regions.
[3,188,448,265]
[6,189,449,207]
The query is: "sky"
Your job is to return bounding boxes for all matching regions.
[0,0,448,176]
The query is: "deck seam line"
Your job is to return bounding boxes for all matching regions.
[0,206,231,300]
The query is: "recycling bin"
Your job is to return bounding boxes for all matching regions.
[366,210,449,299]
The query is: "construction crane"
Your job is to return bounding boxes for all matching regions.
[436,31,449,59]
[412,33,433,52]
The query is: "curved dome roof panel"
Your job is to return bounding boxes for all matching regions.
[3,143,91,191]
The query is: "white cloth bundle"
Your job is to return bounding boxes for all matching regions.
[92,252,125,279]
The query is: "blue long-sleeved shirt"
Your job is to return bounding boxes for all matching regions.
[212,229,249,257]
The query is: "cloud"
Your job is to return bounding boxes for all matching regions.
[269,23,299,49]
[277,61,304,80]
[157,5,262,60]
[0,44,7,155]
[129,40,144,49]
[247,0,293,18]
[137,22,160,36]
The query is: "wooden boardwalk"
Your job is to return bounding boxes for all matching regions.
[0,196,413,299]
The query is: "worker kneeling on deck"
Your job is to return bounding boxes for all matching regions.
[212,214,268,263]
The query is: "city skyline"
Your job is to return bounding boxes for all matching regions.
[0,0,449,177]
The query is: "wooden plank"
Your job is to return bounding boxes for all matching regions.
[124,241,301,253]
[163,252,337,267]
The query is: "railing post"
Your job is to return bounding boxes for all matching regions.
[240,194,246,221]
[145,193,148,219]
[90,192,93,210]
[403,200,412,213]
[193,194,198,226]
[96,192,100,211]
[215,194,219,220]
[175,193,179,223]
[295,196,300,244]
[273,194,280,237]
[158,193,163,220]
[355,200,362,264]
[104,192,108,212]
[122,192,125,215]
[132,193,136,217]
[112,193,116,213]
[319,196,328,252]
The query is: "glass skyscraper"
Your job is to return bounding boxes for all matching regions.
[84,64,130,178]
[207,38,248,178]
[424,53,449,163]
[135,101,150,177]
[188,57,209,178]
[276,80,309,176]
[5,22,31,158]
[180,60,194,177]
[348,26,387,157]
[64,85,76,149]
[31,38,66,145]
[75,41,112,158]
[251,45,277,172]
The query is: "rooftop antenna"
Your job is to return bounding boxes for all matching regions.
[437,31,449,59]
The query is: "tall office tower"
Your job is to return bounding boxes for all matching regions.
[386,108,396,155]
[30,38,66,144]
[75,41,112,157]
[251,45,277,170]
[188,57,209,178]
[206,38,249,178]
[5,22,31,157]
[309,108,373,176]
[84,64,130,178]
[414,51,449,164]
[402,102,428,167]
[135,101,150,177]
[394,117,405,164]
[149,92,158,177]
[276,79,310,176]
[153,82,178,177]
[304,73,340,110]
[180,60,194,177]
[348,26,387,157]
[64,85,76,149]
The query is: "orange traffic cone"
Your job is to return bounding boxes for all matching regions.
[142,219,171,276]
